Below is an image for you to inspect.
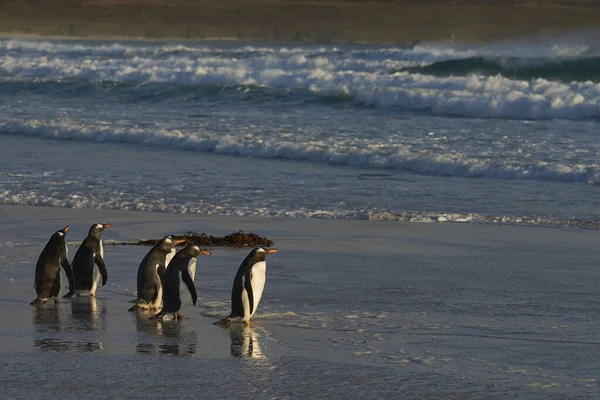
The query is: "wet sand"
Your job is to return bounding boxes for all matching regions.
[1,205,600,398]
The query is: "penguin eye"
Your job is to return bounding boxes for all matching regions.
[257,247,265,253]
[165,238,172,244]
[57,232,64,236]
[192,245,200,251]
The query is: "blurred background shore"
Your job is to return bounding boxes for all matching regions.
[2,0,600,43]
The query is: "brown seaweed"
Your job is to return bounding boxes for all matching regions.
[109,230,274,248]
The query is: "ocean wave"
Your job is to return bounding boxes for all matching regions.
[402,56,600,82]
[1,118,599,184]
[3,39,600,119]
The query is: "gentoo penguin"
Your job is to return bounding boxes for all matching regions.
[72,223,111,297]
[31,226,76,304]
[216,247,278,325]
[129,235,185,311]
[151,244,211,320]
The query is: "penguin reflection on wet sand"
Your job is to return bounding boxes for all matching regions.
[31,226,75,305]
[225,324,266,359]
[151,244,211,321]
[216,247,278,326]
[72,223,111,297]
[129,235,185,311]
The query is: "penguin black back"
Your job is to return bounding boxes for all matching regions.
[72,223,110,296]
[152,244,211,320]
[130,235,185,311]
[32,226,75,304]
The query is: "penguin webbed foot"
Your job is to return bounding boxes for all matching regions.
[30,298,43,305]
[150,312,165,320]
[63,290,76,298]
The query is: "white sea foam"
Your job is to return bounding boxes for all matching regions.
[2,188,600,229]
[1,117,599,184]
[2,39,600,120]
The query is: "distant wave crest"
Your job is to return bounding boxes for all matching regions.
[2,39,600,120]
[402,56,600,82]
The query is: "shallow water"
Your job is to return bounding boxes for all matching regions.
[1,208,599,398]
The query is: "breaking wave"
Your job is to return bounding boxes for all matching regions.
[2,38,600,120]
[1,118,600,184]
[402,56,600,82]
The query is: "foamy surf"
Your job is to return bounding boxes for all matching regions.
[2,38,600,120]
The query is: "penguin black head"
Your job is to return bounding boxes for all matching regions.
[50,225,70,243]
[88,223,111,238]
[249,247,278,262]
[181,244,212,258]
[191,244,212,257]
[157,235,186,253]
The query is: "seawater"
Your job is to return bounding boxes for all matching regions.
[1,37,600,227]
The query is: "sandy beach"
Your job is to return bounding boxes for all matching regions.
[1,0,600,43]
[1,204,599,398]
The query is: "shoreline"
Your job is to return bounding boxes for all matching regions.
[2,204,600,397]
[3,203,600,251]
[3,203,600,233]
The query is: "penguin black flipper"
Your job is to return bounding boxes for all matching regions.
[243,271,255,316]
[150,275,162,305]
[61,257,76,298]
[229,271,245,319]
[94,255,108,286]
[157,263,167,288]
[214,272,253,325]
[181,269,198,306]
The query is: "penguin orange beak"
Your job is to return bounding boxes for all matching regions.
[175,239,187,245]
[201,250,212,256]
[103,223,111,229]
[266,249,278,254]
[62,225,70,234]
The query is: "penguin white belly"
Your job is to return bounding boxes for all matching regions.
[180,258,197,306]
[151,282,163,310]
[57,243,68,298]
[241,288,252,322]
[178,275,189,313]
[165,248,176,267]
[90,264,101,295]
[249,261,267,318]
[188,258,197,281]
[58,263,68,298]
[149,263,163,309]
